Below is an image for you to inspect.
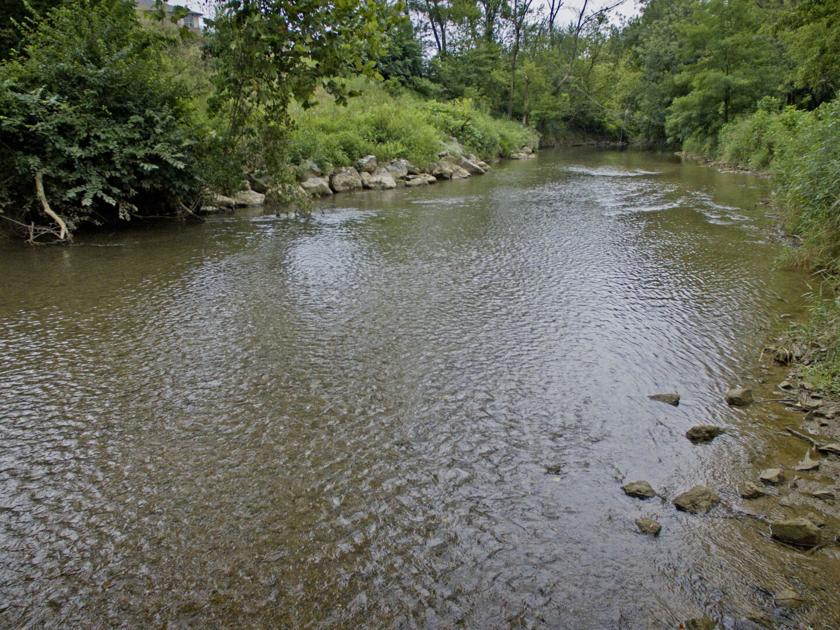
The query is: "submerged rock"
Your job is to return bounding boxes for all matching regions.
[622,480,656,499]
[330,166,363,193]
[758,468,784,485]
[649,392,680,406]
[635,517,662,536]
[673,485,720,513]
[725,387,753,406]
[739,482,767,499]
[686,425,725,443]
[770,517,821,547]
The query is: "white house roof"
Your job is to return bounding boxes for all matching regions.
[136,0,202,17]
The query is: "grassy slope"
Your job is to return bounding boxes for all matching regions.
[287,79,539,173]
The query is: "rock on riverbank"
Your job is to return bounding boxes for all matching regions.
[203,138,535,212]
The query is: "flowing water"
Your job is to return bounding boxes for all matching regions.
[1,149,838,628]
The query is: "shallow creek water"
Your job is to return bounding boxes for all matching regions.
[1,149,838,628]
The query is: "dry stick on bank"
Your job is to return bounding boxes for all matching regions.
[34,171,70,243]
[784,426,840,455]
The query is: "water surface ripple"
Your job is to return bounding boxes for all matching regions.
[0,150,831,627]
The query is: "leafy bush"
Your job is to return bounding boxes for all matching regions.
[0,0,213,237]
[287,80,537,172]
[716,103,807,170]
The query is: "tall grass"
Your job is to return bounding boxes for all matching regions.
[712,98,840,390]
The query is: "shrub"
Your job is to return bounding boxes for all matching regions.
[286,80,538,172]
[0,0,212,238]
[717,103,807,170]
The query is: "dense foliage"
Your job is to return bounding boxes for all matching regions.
[288,79,536,170]
[0,0,210,238]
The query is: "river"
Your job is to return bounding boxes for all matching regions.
[1,149,837,627]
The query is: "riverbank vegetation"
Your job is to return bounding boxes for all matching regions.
[288,80,537,172]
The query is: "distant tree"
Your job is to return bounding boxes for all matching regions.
[665,0,784,145]
[782,0,840,108]
[377,13,425,86]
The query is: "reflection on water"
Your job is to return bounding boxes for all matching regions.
[0,149,834,627]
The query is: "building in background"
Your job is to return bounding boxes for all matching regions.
[135,0,203,32]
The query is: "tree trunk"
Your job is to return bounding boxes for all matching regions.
[34,172,70,242]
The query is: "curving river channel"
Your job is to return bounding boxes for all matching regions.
[1,149,838,628]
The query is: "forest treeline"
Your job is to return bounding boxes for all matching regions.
[0,0,838,262]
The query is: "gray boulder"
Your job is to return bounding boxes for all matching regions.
[725,387,753,406]
[330,167,363,193]
[211,193,237,209]
[673,485,720,513]
[622,480,656,499]
[458,155,486,175]
[431,161,455,180]
[300,159,322,179]
[385,159,413,179]
[686,425,725,443]
[300,176,333,197]
[405,174,437,187]
[248,173,270,194]
[234,189,265,207]
[450,164,471,179]
[355,155,378,173]
[770,517,820,547]
[362,168,397,190]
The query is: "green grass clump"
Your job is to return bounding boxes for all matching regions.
[287,80,538,172]
[785,296,840,394]
[716,105,808,171]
